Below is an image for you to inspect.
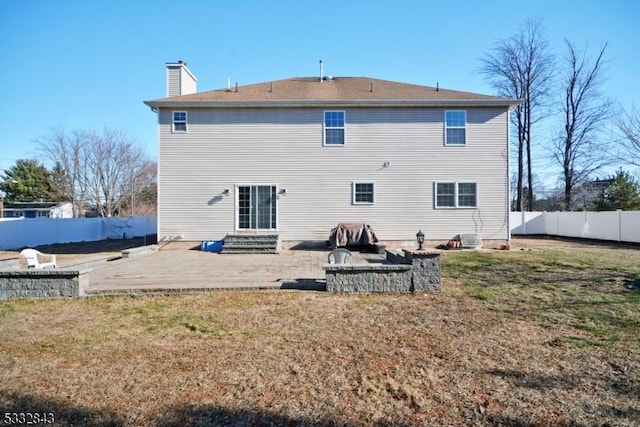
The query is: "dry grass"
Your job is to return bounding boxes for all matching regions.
[1,237,639,426]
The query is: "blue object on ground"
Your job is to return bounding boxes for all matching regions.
[201,240,224,252]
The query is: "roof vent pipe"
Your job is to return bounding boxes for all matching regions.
[319,60,323,82]
[227,78,231,92]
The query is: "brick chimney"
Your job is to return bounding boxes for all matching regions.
[166,60,197,97]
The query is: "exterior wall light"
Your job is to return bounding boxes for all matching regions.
[416,230,425,250]
[279,188,287,195]
[223,189,230,196]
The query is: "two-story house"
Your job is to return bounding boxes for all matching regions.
[144,61,519,249]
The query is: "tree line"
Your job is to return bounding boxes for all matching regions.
[0,128,156,217]
[479,18,640,211]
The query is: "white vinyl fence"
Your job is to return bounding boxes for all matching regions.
[0,216,157,250]
[3,212,637,250]
[510,211,640,244]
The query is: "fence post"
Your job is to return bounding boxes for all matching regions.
[618,210,622,242]
[583,210,589,239]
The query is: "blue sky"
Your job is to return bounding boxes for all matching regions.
[1,0,638,188]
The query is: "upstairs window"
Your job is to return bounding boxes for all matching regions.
[172,111,187,133]
[445,110,466,145]
[353,182,375,204]
[324,110,345,145]
[435,181,477,208]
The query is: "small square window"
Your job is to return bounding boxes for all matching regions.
[353,182,375,204]
[324,110,345,145]
[445,110,466,145]
[173,111,187,133]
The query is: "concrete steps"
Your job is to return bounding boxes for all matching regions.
[222,234,279,254]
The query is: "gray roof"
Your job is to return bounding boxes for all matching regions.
[145,77,520,109]
[4,202,67,210]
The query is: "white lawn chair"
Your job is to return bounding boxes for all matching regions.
[20,249,57,269]
[328,248,352,264]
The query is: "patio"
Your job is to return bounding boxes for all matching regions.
[87,248,385,294]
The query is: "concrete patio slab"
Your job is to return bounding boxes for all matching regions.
[87,249,384,294]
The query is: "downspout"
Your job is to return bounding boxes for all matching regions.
[506,109,513,247]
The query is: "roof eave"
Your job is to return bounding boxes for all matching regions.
[144,98,522,110]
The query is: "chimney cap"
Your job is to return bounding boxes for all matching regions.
[166,60,188,66]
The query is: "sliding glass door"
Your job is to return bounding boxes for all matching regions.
[237,185,277,230]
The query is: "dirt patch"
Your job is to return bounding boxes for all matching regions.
[32,237,147,255]
[0,238,146,267]
[511,235,640,251]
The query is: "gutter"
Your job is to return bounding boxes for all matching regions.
[143,98,523,110]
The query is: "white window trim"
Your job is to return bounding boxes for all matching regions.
[172,111,187,133]
[352,181,375,205]
[435,182,456,208]
[234,183,279,231]
[444,110,466,146]
[434,181,478,209]
[323,110,346,146]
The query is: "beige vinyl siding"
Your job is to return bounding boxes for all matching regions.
[157,107,509,242]
[166,66,197,97]
[180,72,196,96]
[166,68,181,97]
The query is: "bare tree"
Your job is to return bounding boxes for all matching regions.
[37,127,151,217]
[119,160,157,216]
[35,127,90,217]
[479,18,554,211]
[614,105,640,168]
[84,128,147,217]
[553,41,611,211]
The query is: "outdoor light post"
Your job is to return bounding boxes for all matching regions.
[416,230,425,251]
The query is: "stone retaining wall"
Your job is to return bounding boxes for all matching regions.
[122,245,158,259]
[0,269,90,300]
[400,249,442,292]
[325,249,441,293]
[325,264,413,292]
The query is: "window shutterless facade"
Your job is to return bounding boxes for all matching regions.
[435,181,477,208]
[445,110,466,145]
[324,110,345,145]
[172,111,187,133]
[353,182,375,204]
